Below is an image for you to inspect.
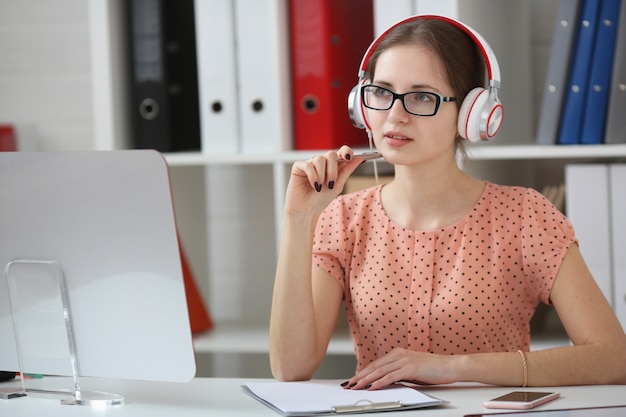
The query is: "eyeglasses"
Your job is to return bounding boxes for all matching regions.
[361,84,457,116]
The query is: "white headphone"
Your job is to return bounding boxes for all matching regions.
[347,14,504,142]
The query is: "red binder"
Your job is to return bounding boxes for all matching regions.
[178,239,213,334]
[0,124,16,151]
[289,0,374,150]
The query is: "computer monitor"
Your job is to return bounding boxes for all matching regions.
[0,150,196,386]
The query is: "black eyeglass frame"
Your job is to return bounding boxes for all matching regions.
[361,84,457,116]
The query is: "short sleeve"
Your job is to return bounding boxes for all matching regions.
[521,188,577,304]
[312,187,382,291]
[312,196,350,290]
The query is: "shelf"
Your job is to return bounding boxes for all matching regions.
[163,144,626,167]
[193,325,355,355]
[163,152,288,166]
[163,150,357,166]
[466,143,626,160]
[193,325,569,356]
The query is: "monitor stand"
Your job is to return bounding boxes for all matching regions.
[1,259,124,406]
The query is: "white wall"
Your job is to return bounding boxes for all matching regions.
[0,0,93,150]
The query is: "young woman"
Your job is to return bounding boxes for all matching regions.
[269,15,626,389]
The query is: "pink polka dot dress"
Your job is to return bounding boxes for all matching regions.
[313,182,577,372]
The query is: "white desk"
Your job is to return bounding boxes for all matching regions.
[1,377,625,416]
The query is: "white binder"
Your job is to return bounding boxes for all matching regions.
[234,0,291,154]
[414,0,458,17]
[610,164,626,331]
[373,0,459,36]
[565,164,613,306]
[194,0,240,154]
[373,0,413,35]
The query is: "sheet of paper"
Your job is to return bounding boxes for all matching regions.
[243,379,444,415]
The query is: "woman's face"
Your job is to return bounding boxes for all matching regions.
[366,44,459,166]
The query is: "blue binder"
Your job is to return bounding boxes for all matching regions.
[557,0,602,144]
[580,0,622,144]
[536,0,583,145]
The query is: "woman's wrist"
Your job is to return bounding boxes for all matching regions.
[449,354,471,383]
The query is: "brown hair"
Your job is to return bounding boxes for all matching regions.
[365,17,486,152]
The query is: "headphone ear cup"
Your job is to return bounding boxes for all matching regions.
[348,79,369,130]
[457,87,488,142]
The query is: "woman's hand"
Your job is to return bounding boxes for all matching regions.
[283,146,364,217]
[342,348,460,390]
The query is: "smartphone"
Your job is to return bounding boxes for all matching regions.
[483,391,560,410]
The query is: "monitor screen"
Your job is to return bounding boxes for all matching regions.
[0,150,196,382]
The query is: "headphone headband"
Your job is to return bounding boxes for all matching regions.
[348,13,504,142]
[357,14,500,87]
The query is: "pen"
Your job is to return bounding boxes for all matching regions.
[336,151,382,161]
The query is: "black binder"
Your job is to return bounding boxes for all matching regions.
[126,0,201,152]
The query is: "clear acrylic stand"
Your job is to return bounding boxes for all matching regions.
[2,259,124,406]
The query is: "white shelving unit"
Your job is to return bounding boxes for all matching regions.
[84,0,626,377]
[164,143,626,165]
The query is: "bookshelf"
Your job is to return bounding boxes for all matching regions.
[164,143,626,165]
[84,0,626,378]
